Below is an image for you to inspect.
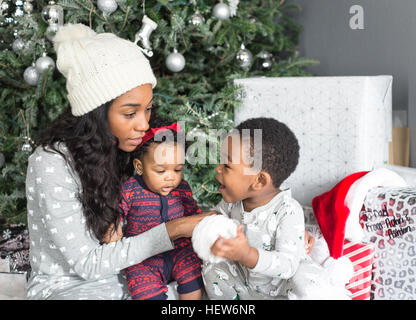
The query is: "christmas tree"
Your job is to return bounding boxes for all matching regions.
[0,0,318,225]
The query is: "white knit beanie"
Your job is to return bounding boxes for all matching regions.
[53,23,157,116]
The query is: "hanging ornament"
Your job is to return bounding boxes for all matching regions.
[97,0,117,15]
[35,53,55,74]
[213,2,230,20]
[41,1,63,24]
[21,137,33,153]
[23,64,40,86]
[23,1,33,14]
[228,0,239,17]
[0,1,9,16]
[134,15,157,57]
[165,48,185,73]
[189,10,205,26]
[14,0,24,17]
[257,51,273,70]
[45,23,60,41]
[236,43,253,69]
[12,38,25,52]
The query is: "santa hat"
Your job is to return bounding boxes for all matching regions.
[312,168,408,259]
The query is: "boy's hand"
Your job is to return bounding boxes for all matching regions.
[102,222,123,244]
[210,225,259,269]
[304,231,315,255]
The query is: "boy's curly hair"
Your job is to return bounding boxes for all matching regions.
[235,117,299,189]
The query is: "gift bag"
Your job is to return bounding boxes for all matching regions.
[361,186,416,300]
[343,240,375,300]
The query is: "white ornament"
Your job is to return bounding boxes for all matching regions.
[189,10,205,26]
[213,2,230,20]
[23,65,40,86]
[45,23,60,41]
[236,43,252,69]
[228,0,239,17]
[23,2,33,14]
[134,15,157,57]
[165,48,185,73]
[97,0,118,15]
[12,38,25,51]
[35,53,55,73]
[0,2,9,15]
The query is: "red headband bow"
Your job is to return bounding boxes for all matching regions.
[139,122,180,147]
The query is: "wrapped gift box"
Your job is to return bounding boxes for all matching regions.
[361,186,416,300]
[343,240,375,300]
[234,76,393,206]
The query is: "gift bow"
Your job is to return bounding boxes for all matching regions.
[139,122,180,147]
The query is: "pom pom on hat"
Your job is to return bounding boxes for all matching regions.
[53,23,157,116]
[53,23,96,52]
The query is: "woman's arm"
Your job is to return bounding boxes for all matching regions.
[28,147,174,280]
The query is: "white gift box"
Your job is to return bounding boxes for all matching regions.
[234,76,393,206]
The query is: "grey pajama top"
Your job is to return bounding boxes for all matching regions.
[24,143,174,300]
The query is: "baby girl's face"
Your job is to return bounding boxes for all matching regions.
[215,134,258,203]
[141,142,185,196]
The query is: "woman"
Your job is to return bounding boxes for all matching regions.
[24,23,211,300]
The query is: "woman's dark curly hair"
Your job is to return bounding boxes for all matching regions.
[37,100,133,241]
[235,117,299,189]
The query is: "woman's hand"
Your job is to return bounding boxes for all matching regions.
[304,231,315,255]
[210,225,259,269]
[165,211,219,241]
[102,222,123,244]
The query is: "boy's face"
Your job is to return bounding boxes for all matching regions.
[139,142,185,196]
[215,134,258,203]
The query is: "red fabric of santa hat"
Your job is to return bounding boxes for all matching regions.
[312,171,369,259]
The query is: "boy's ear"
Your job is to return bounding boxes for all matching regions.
[133,158,143,175]
[252,171,272,190]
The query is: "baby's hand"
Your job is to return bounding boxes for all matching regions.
[304,231,315,255]
[210,225,259,269]
[102,222,123,244]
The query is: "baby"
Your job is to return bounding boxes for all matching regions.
[119,116,203,300]
[197,117,350,300]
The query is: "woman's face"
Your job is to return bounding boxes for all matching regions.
[108,84,153,152]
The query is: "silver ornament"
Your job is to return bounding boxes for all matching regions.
[236,44,252,69]
[23,65,40,86]
[165,49,185,73]
[45,23,59,41]
[257,50,273,70]
[97,0,117,15]
[0,152,4,168]
[261,58,273,70]
[23,2,33,14]
[189,10,205,26]
[213,2,230,20]
[21,142,32,153]
[12,38,25,52]
[134,15,157,57]
[35,54,55,73]
[41,1,63,24]
[1,2,9,15]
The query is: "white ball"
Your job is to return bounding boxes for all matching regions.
[23,2,33,14]
[97,0,118,14]
[23,66,40,86]
[213,3,230,20]
[35,55,55,73]
[165,50,185,73]
[12,38,25,52]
